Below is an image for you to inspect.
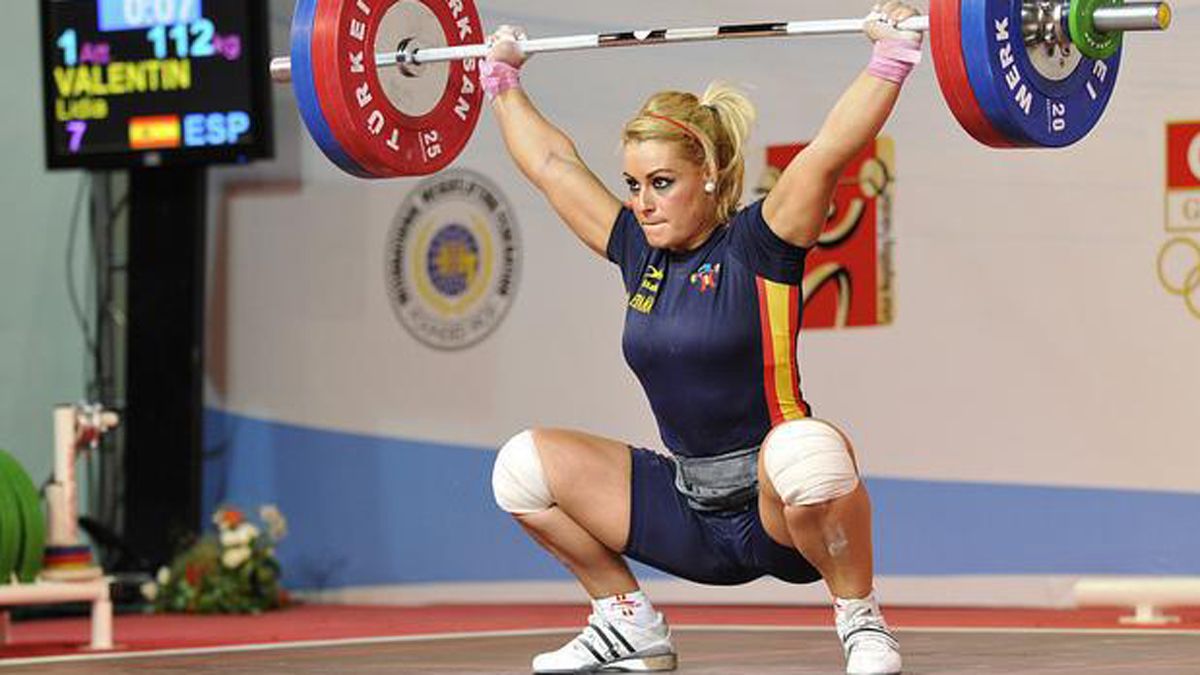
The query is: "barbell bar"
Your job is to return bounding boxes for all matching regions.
[269,3,1169,83]
[276,0,1172,178]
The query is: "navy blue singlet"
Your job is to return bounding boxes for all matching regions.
[607,199,812,459]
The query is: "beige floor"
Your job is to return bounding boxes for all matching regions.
[8,627,1200,674]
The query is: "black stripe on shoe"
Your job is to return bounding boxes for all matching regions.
[843,626,900,648]
[602,621,636,654]
[586,623,620,660]
[577,633,608,665]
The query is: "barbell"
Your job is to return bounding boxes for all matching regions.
[272,0,1172,178]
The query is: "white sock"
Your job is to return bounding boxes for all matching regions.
[835,591,879,612]
[593,590,658,628]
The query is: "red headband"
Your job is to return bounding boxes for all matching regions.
[644,112,703,145]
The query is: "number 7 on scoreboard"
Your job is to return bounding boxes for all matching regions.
[65,121,87,153]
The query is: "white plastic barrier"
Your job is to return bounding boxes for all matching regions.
[1074,577,1200,625]
[0,579,113,649]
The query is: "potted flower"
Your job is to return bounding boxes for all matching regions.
[144,504,289,614]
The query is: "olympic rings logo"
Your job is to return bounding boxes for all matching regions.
[1160,125,1200,320]
[1157,237,1200,320]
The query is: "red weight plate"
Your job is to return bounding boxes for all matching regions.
[311,0,389,176]
[309,0,384,176]
[928,0,1016,148]
[358,0,484,176]
[314,0,483,178]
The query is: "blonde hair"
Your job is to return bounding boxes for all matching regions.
[622,82,757,224]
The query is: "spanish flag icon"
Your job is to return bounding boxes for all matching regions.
[129,115,181,150]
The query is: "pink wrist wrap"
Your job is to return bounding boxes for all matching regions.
[481,59,522,98]
[868,38,922,85]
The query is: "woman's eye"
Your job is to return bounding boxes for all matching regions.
[626,181,641,193]
[652,178,673,190]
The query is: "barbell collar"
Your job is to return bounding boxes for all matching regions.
[270,57,293,84]
[1091,2,1172,32]
[268,3,1170,84]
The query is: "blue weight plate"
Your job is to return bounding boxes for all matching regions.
[960,0,1121,148]
[291,0,373,177]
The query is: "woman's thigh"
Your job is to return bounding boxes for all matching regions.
[532,427,633,552]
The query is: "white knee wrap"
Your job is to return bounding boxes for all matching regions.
[763,419,859,507]
[492,430,554,514]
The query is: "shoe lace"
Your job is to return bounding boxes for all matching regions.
[839,602,899,655]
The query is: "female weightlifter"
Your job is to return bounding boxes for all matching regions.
[486,3,921,673]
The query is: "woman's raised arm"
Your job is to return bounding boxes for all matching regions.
[486,26,622,257]
[763,1,922,249]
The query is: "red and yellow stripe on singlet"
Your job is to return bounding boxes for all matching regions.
[756,277,809,425]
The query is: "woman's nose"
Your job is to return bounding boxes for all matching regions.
[635,189,655,213]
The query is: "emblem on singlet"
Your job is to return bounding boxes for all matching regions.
[385,169,522,350]
[629,264,663,314]
[689,263,721,293]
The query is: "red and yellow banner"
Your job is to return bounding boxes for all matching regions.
[761,138,895,330]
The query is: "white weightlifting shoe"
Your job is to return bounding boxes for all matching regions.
[532,611,677,673]
[836,597,902,675]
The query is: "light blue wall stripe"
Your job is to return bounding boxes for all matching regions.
[203,410,571,588]
[203,410,1200,589]
[870,479,1200,575]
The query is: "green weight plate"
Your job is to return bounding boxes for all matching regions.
[1069,0,1124,60]
[0,455,22,584]
[0,450,46,582]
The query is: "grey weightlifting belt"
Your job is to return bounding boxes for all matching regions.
[672,445,760,512]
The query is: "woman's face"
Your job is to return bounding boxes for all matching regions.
[623,140,716,251]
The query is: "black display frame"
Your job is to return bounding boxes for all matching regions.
[38,0,274,170]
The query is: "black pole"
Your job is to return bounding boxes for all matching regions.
[122,166,206,567]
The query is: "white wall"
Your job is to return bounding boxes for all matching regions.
[202,1,1200,605]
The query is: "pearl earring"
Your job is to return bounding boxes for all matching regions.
[704,181,716,194]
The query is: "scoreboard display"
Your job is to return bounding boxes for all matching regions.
[39,0,273,169]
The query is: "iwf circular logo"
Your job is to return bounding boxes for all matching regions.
[385,170,521,350]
